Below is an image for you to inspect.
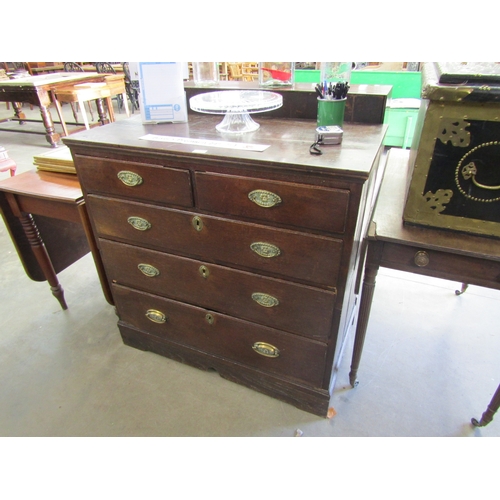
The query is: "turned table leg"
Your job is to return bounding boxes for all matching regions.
[19,212,68,310]
[349,241,384,387]
[12,102,26,123]
[95,98,110,125]
[471,383,500,427]
[39,104,61,148]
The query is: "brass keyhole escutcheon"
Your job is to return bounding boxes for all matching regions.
[205,313,215,325]
[192,216,203,232]
[199,265,209,279]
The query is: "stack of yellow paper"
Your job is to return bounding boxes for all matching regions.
[33,146,75,174]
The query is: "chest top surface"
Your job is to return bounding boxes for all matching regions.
[63,115,386,179]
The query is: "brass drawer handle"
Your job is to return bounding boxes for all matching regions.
[250,242,281,258]
[248,189,282,208]
[252,292,279,308]
[145,309,167,324]
[252,342,280,358]
[117,170,143,187]
[128,216,151,231]
[414,250,430,267]
[138,263,160,277]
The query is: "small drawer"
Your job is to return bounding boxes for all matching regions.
[88,195,343,287]
[112,284,328,387]
[382,242,500,288]
[74,154,193,207]
[195,172,350,234]
[100,239,337,340]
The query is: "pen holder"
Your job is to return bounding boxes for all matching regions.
[317,98,347,127]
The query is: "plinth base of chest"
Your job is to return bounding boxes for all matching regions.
[118,322,332,418]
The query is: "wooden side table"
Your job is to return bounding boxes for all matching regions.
[350,148,500,427]
[0,169,112,309]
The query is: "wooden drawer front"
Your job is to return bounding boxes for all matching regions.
[112,284,327,387]
[195,172,350,234]
[88,195,343,287]
[381,242,500,289]
[100,239,337,340]
[74,155,193,207]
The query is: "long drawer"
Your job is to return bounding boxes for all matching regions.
[112,284,328,387]
[74,155,194,208]
[88,195,343,287]
[100,239,337,340]
[195,171,350,234]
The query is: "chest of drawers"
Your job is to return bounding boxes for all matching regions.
[64,115,386,416]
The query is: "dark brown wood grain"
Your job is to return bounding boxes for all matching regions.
[75,155,194,208]
[100,239,337,340]
[88,194,343,288]
[65,115,386,416]
[195,171,350,234]
[113,283,327,387]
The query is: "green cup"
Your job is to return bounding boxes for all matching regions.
[317,97,347,127]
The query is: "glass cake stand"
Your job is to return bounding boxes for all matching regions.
[189,90,283,134]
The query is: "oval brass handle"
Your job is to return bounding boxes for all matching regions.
[252,293,279,308]
[248,189,282,208]
[414,250,430,267]
[128,216,151,231]
[250,242,281,258]
[138,263,160,277]
[252,342,280,358]
[117,170,143,187]
[145,309,167,324]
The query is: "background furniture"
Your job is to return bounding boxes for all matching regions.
[122,62,140,112]
[0,72,120,146]
[95,62,130,117]
[349,148,500,426]
[184,81,391,124]
[294,69,422,147]
[51,83,112,136]
[0,169,113,309]
[63,62,95,122]
[64,116,386,416]
[0,147,16,176]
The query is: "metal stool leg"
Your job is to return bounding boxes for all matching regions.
[471,383,500,427]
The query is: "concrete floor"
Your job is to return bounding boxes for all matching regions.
[1,100,499,438]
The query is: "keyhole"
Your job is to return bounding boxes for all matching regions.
[192,216,203,232]
[199,265,209,279]
[205,313,215,325]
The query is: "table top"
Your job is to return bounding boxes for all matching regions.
[63,114,387,180]
[0,169,82,203]
[372,148,500,261]
[0,72,100,88]
[189,90,283,115]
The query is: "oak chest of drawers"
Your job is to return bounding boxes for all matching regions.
[64,115,386,416]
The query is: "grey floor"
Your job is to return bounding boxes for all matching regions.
[1,100,499,438]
